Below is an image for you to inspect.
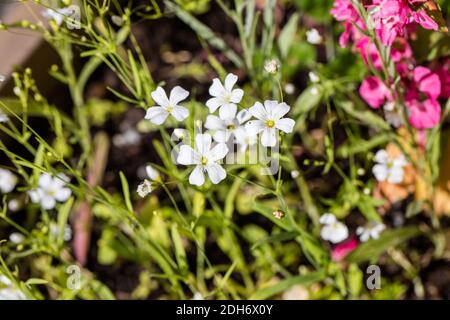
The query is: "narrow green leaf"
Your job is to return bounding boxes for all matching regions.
[278,13,299,58]
[345,227,421,263]
[119,171,133,212]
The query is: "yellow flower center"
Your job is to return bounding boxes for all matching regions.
[166,105,174,113]
[227,124,235,130]
[201,156,208,166]
[266,119,275,128]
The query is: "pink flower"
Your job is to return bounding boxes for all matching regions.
[412,66,441,99]
[331,0,365,47]
[406,98,441,129]
[359,76,392,108]
[331,237,358,262]
[369,0,411,46]
[411,9,439,30]
[330,0,359,21]
[405,67,442,129]
[367,0,438,46]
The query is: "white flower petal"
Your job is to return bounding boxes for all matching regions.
[189,165,205,186]
[209,78,225,97]
[171,106,189,121]
[145,107,169,125]
[261,128,277,147]
[374,149,389,164]
[387,167,404,184]
[224,73,238,92]
[219,104,237,120]
[245,120,265,134]
[55,188,71,202]
[146,165,160,180]
[151,87,170,107]
[169,86,189,105]
[360,231,370,242]
[195,134,212,156]
[319,213,336,225]
[28,190,41,203]
[41,196,56,210]
[275,118,295,133]
[236,109,251,124]
[263,100,279,116]
[206,143,228,162]
[205,115,225,131]
[177,145,200,165]
[249,102,269,121]
[205,163,227,184]
[206,97,222,113]
[230,88,244,104]
[372,164,388,182]
[271,102,290,120]
[322,222,348,243]
[38,173,53,188]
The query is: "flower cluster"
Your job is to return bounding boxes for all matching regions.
[143,73,295,188]
[331,0,448,130]
[319,213,386,261]
[28,173,72,210]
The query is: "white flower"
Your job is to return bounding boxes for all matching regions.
[28,173,72,210]
[0,75,5,82]
[9,233,24,244]
[50,224,72,241]
[205,104,251,143]
[306,28,322,44]
[319,213,349,244]
[42,7,74,25]
[137,179,152,198]
[291,170,299,178]
[264,59,280,74]
[308,71,320,83]
[284,83,295,95]
[8,199,21,212]
[0,169,18,193]
[0,275,27,300]
[0,111,8,123]
[245,100,295,147]
[372,149,407,184]
[145,86,189,125]
[356,221,385,242]
[177,133,228,186]
[206,73,244,119]
[145,164,160,181]
[112,128,140,147]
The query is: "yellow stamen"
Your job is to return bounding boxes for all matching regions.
[201,157,208,166]
[266,120,275,128]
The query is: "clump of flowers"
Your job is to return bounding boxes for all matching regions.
[142,73,297,187]
[331,0,448,130]
[28,173,72,210]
